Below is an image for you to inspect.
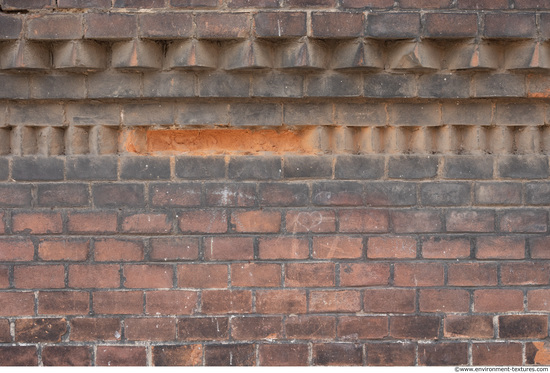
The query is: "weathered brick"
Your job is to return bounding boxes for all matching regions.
[0,292,34,316]
[254,12,306,37]
[444,156,493,179]
[476,236,525,259]
[528,289,550,311]
[499,156,549,179]
[442,102,492,125]
[178,264,227,288]
[231,316,283,340]
[419,73,470,98]
[367,343,415,366]
[205,344,255,366]
[312,236,363,259]
[67,212,117,234]
[390,316,440,339]
[418,343,468,366]
[366,12,420,39]
[122,213,171,234]
[176,103,229,125]
[285,262,335,287]
[388,103,440,126]
[496,103,545,125]
[256,289,307,314]
[335,103,386,126]
[37,183,89,207]
[388,155,438,179]
[203,237,254,260]
[0,266,8,289]
[232,263,281,287]
[444,315,494,339]
[178,210,227,234]
[124,264,173,289]
[311,12,363,38]
[12,212,63,234]
[114,0,164,7]
[284,103,334,125]
[57,0,111,7]
[231,210,281,233]
[0,184,32,207]
[176,156,225,180]
[150,237,198,261]
[458,0,508,8]
[14,265,64,289]
[475,182,522,205]
[170,0,219,7]
[259,183,308,206]
[258,237,309,259]
[472,343,523,366]
[230,103,282,126]
[0,14,23,40]
[526,182,550,205]
[499,315,548,339]
[42,346,92,366]
[421,182,471,206]
[125,318,177,341]
[484,13,536,38]
[0,237,35,261]
[122,103,175,126]
[424,13,478,38]
[252,72,304,97]
[526,341,550,365]
[499,210,547,232]
[228,0,278,7]
[259,344,308,366]
[286,0,335,5]
[121,157,171,180]
[0,346,37,366]
[88,72,141,98]
[338,316,387,339]
[229,156,281,180]
[365,182,417,206]
[94,238,144,262]
[364,74,416,98]
[286,210,336,233]
[69,318,121,342]
[364,289,415,313]
[342,0,393,7]
[474,289,524,312]
[93,183,145,208]
[96,346,146,366]
[205,183,256,207]
[12,157,64,181]
[367,236,417,258]
[312,182,364,206]
[339,209,389,233]
[339,263,390,286]
[474,74,525,98]
[84,13,137,39]
[448,263,498,286]
[283,155,332,179]
[285,315,336,339]
[27,14,83,40]
[394,263,444,286]
[309,290,361,313]
[391,210,443,233]
[447,210,495,232]
[68,264,120,288]
[177,317,229,341]
[152,345,203,366]
[143,72,195,98]
[38,291,89,315]
[313,343,362,366]
[93,291,143,315]
[419,289,470,312]
[501,262,550,285]
[196,13,250,39]
[66,157,118,181]
[146,290,198,315]
[201,290,252,314]
[15,318,66,342]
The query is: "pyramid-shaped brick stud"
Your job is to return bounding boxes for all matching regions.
[222,40,272,71]
[112,39,162,71]
[446,42,500,71]
[53,40,107,72]
[388,41,440,72]
[332,40,383,71]
[0,40,49,71]
[505,42,550,71]
[277,38,326,71]
[166,39,217,70]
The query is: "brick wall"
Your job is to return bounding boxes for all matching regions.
[0,0,550,367]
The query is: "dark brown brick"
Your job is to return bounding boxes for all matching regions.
[501,263,550,285]
[0,14,23,40]
[424,13,478,38]
[256,289,307,314]
[42,346,92,366]
[418,343,468,366]
[196,13,250,39]
[2,0,53,9]
[285,315,336,340]
[392,210,443,233]
[201,290,252,314]
[0,346,38,366]
[58,0,111,7]
[67,211,118,234]
[204,237,254,260]
[204,183,256,207]
[367,343,415,366]
[458,0,508,8]
[399,0,451,7]
[475,182,522,205]
[285,262,335,287]
[286,0,335,6]
[0,184,32,207]
[114,0,164,7]
[84,13,137,39]
[367,236,417,259]
[484,13,536,38]
[38,291,89,315]
[0,266,8,289]
[228,0,278,7]
[259,183,308,206]
[259,344,309,366]
[499,315,548,339]
[231,316,283,340]
[231,263,281,287]
[365,182,417,206]
[312,182,364,206]
[205,344,255,366]
[170,0,219,7]
[125,318,177,341]
[312,236,363,259]
[364,289,415,313]
[476,236,525,259]
[367,13,421,39]
[390,316,440,339]
[446,210,495,232]
[338,316,388,339]
[421,182,471,206]
[444,315,494,339]
[37,183,89,207]
[152,345,203,366]
[342,0,394,8]
[394,263,444,287]
[93,183,145,208]
[531,236,550,258]
[339,209,389,233]
[96,346,147,366]
[15,318,66,342]
[311,12,364,38]
[70,318,121,342]
[150,183,201,207]
[499,210,547,233]
[178,317,229,341]
[68,264,120,289]
[473,343,522,365]
[177,264,227,288]
[27,14,83,40]
[254,12,306,37]
[93,291,143,315]
[286,210,336,233]
[420,289,470,312]
[313,344,362,366]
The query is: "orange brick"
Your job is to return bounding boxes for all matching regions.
[231,210,281,233]
[312,236,363,259]
[285,262,335,287]
[123,265,173,289]
[12,212,63,234]
[38,238,89,261]
[309,290,361,313]
[177,264,228,288]
[14,265,65,289]
[258,237,309,259]
[474,289,524,312]
[122,213,171,234]
[367,236,417,259]
[339,263,389,287]
[94,238,144,261]
[93,291,144,315]
[394,263,444,287]
[256,289,307,314]
[231,263,281,287]
[146,290,198,315]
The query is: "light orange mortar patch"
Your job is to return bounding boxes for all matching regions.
[125,128,319,155]
[531,342,550,365]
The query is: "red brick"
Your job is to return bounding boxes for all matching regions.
[0,185,31,207]
[94,238,145,261]
[12,212,62,234]
[228,0,278,7]
[399,0,451,7]
[424,13,478,38]
[14,265,64,289]
[96,346,146,366]
[114,0,164,7]
[313,343,363,366]
[0,237,34,261]
[150,183,201,206]
[150,237,199,261]
[312,236,363,259]
[254,11,307,38]
[367,236,417,259]
[146,290,198,315]
[15,318,67,342]
[420,289,470,312]
[258,237,309,259]
[231,210,281,233]
[68,264,120,288]
[177,264,227,288]
[476,236,525,259]
[285,262,335,287]
[515,0,549,8]
[311,12,364,38]
[203,237,254,260]
[204,344,255,366]
[444,315,494,339]
[38,291,89,315]
[447,263,498,286]
[338,209,389,233]
[421,236,471,259]
[499,315,548,339]
[528,289,550,311]
[152,345,203,366]
[201,290,252,314]
[285,315,336,339]
[500,210,547,233]
[256,289,307,314]
[286,210,336,233]
[418,343,468,366]
[367,343,415,366]
[394,263,444,287]
[0,292,34,316]
[38,238,89,261]
[0,346,38,366]
[501,263,550,285]
[309,290,361,313]
[231,316,283,340]
[391,210,443,233]
[390,316,440,339]
[259,344,309,366]
[196,13,250,39]
[474,289,524,312]
[0,266,8,288]
[458,0,508,8]
[121,213,171,234]
[177,317,229,341]
[124,264,173,289]
[70,318,121,341]
[125,318,176,341]
[446,210,495,232]
[473,343,523,366]
[338,316,388,339]
[531,236,550,259]
[67,211,118,234]
[364,289,415,313]
[93,291,143,315]
[342,0,393,7]
[231,263,281,287]
[339,263,390,286]
[179,210,227,233]
[286,0,335,6]
[42,346,92,366]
